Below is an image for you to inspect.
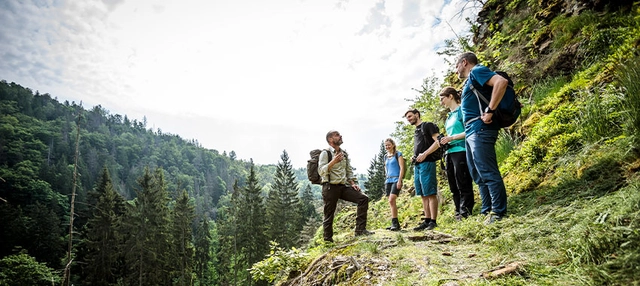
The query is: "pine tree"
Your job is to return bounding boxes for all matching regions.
[171,190,195,286]
[215,181,241,285]
[236,162,268,285]
[266,150,302,248]
[122,167,173,286]
[364,141,387,201]
[193,215,214,285]
[81,167,125,286]
[299,184,318,223]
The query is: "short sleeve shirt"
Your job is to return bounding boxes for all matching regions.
[444,107,466,154]
[461,65,501,135]
[414,122,440,161]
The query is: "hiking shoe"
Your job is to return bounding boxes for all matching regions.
[389,218,401,231]
[425,221,437,230]
[324,237,334,243]
[484,213,503,225]
[355,229,375,236]
[413,220,429,231]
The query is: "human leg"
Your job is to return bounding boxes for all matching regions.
[451,151,474,217]
[322,184,341,241]
[445,154,461,216]
[471,129,507,216]
[466,133,492,215]
[340,185,370,233]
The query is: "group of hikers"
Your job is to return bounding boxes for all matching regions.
[318,52,510,243]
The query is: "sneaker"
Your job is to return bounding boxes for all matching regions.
[484,213,503,225]
[425,221,437,230]
[413,220,429,231]
[355,229,375,236]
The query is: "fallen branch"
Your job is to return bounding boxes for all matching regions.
[482,262,524,279]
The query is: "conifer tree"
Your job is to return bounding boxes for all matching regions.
[364,141,386,201]
[299,184,318,222]
[171,190,195,286]
[266,150,302,248]
[122,167,173,286]
[215,181,241,285]
[81,167,125,286]
[193,215,214,285]
[236,162,268,285]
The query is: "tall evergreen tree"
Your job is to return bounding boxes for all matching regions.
[265,150,302,248]
[299,184,318,222]
[171,190,195,286]
[364,141,387,201]
[236,162,268,285]
[193,215,214,286]
[80,167,125,286]
[215,181,241,285]
[122,167,173,286]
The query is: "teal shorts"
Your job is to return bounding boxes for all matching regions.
[414,161,437,196]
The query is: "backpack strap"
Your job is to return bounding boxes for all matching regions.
[464,76,491,126]
[323,149,332,183]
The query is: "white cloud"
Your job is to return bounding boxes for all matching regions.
[0,0,478,173]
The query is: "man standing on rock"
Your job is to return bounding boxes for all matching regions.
[318,130,373,242]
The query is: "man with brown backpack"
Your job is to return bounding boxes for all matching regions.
[316,130,373,243]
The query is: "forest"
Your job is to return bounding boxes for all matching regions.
[3,0,640,285]
[0,81,332,285]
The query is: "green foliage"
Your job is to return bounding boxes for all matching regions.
[266,150,303,249]
[364,141,386,201]
[250,241,309,283]
[0,253,60,286]
[617,55,640,146]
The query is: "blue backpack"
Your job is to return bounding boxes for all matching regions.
[468,71,522,128]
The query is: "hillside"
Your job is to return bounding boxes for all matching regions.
[255,0,640,285]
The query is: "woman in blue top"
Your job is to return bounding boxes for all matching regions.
[439,87,475,220]
[384,138,405,231]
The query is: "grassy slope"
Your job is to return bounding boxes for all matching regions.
[258,1,640,285]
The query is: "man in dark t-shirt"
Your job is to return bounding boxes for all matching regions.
[404,108,441,231]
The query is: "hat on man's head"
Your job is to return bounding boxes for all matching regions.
[404,108,420,117]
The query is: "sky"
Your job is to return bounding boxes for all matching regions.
[0,0,478,173]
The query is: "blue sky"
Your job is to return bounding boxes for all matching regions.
[0,0,477,172]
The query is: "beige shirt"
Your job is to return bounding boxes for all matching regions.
[318,147,356,185]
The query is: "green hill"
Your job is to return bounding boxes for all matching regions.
[254,1,640,285]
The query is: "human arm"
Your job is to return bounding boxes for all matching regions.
[396,154,405,189]
[439,132,466,144]
[481,74,509,124]
[416,133,441,163]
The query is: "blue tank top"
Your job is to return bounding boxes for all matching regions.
[385,151,402,183]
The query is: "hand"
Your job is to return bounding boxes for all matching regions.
[395,181,402,190]
[416,152,427,163]
[351,183,361,191]
[440,136,452,144]
[332,152,344,163]
[481,112,493,124]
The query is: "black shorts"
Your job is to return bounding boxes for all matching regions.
[385,182,401,196]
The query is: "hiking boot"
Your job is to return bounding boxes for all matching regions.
[355,229,375,236]
[413,220,429,231]
[425,221,437,230]
[484,213,503,225]
[389,218,401,231]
